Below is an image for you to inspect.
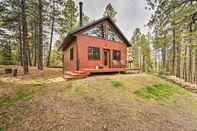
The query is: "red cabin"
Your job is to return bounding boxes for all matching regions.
[60,17,131,78]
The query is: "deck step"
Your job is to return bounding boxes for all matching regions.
[74,71,90,75]
[64,75,74,79]
[74,70,86,74]
[64,75,87,79]
[65,71,89,76]
[64,71,89,79]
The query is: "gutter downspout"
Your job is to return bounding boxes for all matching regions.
[76,2,83,71]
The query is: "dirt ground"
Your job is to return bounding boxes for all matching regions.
[0,67,64,84]
[0,66,63,79]
[0,70,197,131]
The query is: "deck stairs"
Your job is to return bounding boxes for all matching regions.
[64,70,90,79]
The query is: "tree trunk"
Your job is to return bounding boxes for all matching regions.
[188,24,193,82]
[21,0,29,74]
[18,13,23,66]
[34,41,37,66]
[155,51,157,72]
[33,22,38,66]
[172,27,176,75]
[188,47,193,82]
[47,7,55,67]
[183,46,187,81]
[38,0,43,70]
[195,50,197,85]
[142,53,146,72]
[140,48,143,70]
[162,46,166,72]
[176,44,181,77]
[188,0,194,83]
[28,48,32,66]
[166,48,170,73]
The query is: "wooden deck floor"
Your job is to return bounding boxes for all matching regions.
[82,68,127,73]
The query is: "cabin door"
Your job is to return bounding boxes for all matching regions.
[103,49,110,68]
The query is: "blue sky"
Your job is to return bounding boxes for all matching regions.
[75,0,152,40]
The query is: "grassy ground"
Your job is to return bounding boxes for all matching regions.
[0,72,197,131]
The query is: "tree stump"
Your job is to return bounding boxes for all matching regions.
[5,68,12,74]
[13,69,18,77]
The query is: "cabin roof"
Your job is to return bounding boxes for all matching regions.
[60,17,131,51]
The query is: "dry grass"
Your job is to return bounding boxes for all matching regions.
[0,66,63,79]
[0,73,197,131]
[0,67,64,84]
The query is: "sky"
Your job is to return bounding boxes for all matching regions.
[75,0,152,40]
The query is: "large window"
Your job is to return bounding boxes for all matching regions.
[107,25,123,43]
[70,47,74,60]
[83,24,104,38]
[83,24,123,43]
[88,47,100,60]
[113,50,121,61]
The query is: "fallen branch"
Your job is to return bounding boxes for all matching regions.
[159,75,197,93]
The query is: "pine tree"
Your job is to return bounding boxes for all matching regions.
[103,3,117,21]
[60,0,78,35]
[131,28,152,72]
[47,0,63,67]
[0,0,22,66]
[146,0,197,84]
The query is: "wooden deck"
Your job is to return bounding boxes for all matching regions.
[64,68,127,79]
[82,68,127,73]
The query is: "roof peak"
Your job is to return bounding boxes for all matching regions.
[59,16,131,50]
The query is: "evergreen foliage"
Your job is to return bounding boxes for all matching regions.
[103,3,117,21]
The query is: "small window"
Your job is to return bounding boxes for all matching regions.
[113,50,121,61]
[88,47,100,60]
[70,47,74,60]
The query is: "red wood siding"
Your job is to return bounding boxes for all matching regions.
[63,40,77,71]
[76,35,127,70]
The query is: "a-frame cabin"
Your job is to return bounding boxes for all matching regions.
[60,16,131,78]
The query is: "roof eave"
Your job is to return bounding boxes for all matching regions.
[58,35,76,51]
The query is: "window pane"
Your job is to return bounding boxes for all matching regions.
[83,25,104,38]
[88,47,100,60]
[113,50,121,61]
[70,48,74,60]
[107,25,123,43]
